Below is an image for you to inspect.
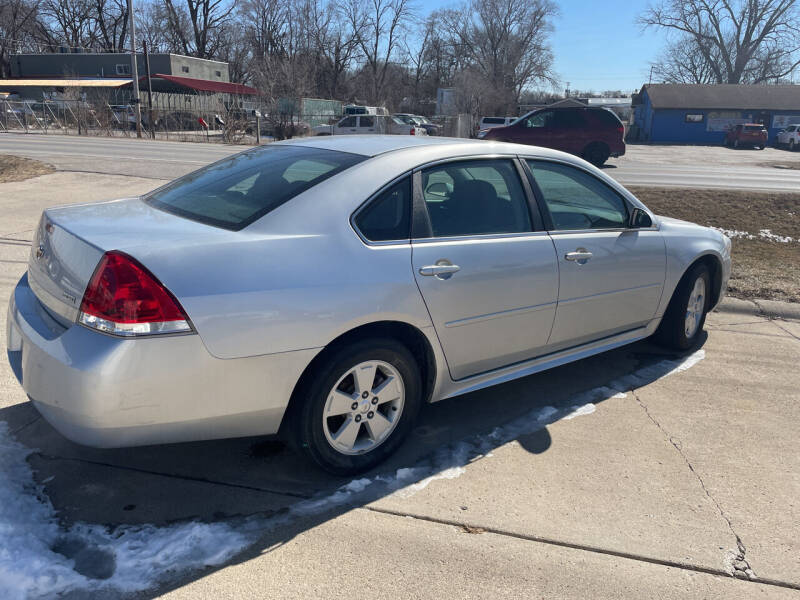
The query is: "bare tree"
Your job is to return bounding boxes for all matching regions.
[342,0,415,104]
[0,0,43,76]
[651,38,719,84]
[92,0,128,50]
[639,0,800,84]
[442,0,558,114]
[163,0,236,58]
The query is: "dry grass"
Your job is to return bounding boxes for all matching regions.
[0,154,55,183]
[630,187,800,303]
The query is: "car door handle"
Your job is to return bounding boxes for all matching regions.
[565,249,593,263]
[419,264,461,278]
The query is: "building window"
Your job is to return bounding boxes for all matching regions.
[181,66,190,73]
[685,113,704,123]
[215,70,222,77]
[115,64,131,75]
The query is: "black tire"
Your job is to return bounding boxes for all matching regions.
[582,142,610,167]
[288,338,422,475]
[790,139,796,152]
[654,263,711,351]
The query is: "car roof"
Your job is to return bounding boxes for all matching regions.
[273,134,581,160]
[275,135,480,157]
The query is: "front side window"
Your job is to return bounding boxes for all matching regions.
[527,160,628,230]
[354,177,411,242]
[420,160,532,237]
[523,111,554,128]
[359,116,374,127]
[146,146,364,230]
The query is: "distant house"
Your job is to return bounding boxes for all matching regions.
[631,83,800,144]
[10,52,229,82]
[0,52,259,114]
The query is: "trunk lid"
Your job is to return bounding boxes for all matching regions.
[27,197,240,326]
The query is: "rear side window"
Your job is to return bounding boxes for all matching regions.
[354,178,411,242]
[339,116,357,127]
[553,110,586,128]
[421,159,532,237]
[360,116,375,127]
[528,160,628,230]
[589,108,622,128]
[146,145,364,230]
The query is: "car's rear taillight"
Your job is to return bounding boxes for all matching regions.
[617,125,624,135]
[78,251,193,336]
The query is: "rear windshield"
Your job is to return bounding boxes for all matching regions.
[744,125,764,131]
[482,117,506,124]
[145,145,365,230]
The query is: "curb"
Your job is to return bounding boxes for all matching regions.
[715,297,800,322]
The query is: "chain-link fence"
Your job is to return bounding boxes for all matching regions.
[1,99,472,143]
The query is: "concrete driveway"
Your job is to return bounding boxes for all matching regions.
[2,131,800,190]
[0,170,799,598]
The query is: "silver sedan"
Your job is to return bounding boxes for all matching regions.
[6,136,731,474]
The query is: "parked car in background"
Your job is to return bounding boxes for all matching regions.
[476,117,514,136]
[725,123,768,149]
[7,136,730,475]
[394,114,440,136]
[413,115,441,136]
[344,105,388,116]
[480,107,626,167]
[312,115,425,136]
[776,124,800,151]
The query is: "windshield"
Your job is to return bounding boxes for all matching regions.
[145,145,365,230]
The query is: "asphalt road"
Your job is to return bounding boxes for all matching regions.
[2,132,800,191]
[1,170,799,599]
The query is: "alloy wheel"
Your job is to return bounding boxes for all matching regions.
[684,277,706,339]
[322,360,405,455]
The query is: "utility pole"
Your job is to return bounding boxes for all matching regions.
[127,0,143,138]
[649,65,654,85]
[143,39,154,139]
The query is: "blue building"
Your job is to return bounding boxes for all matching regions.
[631,84,800,145]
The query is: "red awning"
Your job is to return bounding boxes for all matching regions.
[135,73,260,95]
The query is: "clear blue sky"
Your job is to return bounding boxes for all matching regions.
[423,0,669,94]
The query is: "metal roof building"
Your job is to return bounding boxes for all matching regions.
[631,83,800,144]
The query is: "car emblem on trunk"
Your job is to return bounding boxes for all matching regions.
[35,244,45,260]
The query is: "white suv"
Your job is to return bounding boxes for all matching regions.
[776,124,800,150]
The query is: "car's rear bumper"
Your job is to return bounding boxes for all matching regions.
[6,273,319,448]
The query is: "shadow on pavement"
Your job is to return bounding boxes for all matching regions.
[5,334,707,597]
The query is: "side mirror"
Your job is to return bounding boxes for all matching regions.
[629,207,652,229]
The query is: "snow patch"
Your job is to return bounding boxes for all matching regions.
[0,423,254,600]
[563,403,596,420]
[711,226,795,243]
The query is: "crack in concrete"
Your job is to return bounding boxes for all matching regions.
[11,414,41,436]
[770,319,800,342]
[632,389,756,580]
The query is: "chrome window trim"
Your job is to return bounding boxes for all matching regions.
[548,226,660,236]
[412,230,551,244]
